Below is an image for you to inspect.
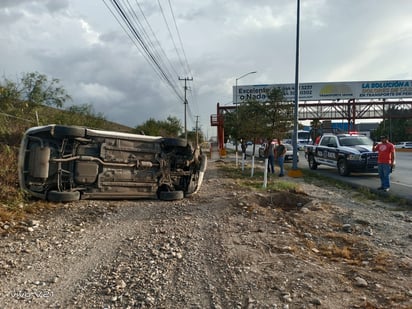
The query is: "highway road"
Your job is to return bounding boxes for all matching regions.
[225,143,412,204]
[294,150,412,204]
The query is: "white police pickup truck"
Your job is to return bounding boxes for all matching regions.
[304,133,378,176]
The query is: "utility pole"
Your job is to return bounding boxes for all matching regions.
[179,77,193,141]
[195,115,199,147]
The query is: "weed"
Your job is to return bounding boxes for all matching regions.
[0,144,28,221]
[217,161,302,193]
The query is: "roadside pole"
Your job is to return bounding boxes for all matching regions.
[263,158,268,188]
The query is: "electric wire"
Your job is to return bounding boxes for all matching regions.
[113,0,181,100]
[166,0,200,127]
[157,0,186,73]
[102,0,161,80]
[103,0,198,129]
[130,0,182,85]
[158,0,198,128]
[167,0,191,76]
[103,0,184,102]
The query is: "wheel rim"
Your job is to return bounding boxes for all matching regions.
[338,160,347,175]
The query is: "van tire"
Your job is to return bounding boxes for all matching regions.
[47,190,81,202]
[159,190,184,201]
[53,126,85,138]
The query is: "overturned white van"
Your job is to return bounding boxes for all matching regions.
[18,125,207,202]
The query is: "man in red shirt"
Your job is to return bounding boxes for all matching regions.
[373,135,396,192]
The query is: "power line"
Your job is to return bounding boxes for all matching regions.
[102,0,197,129]
[157,0,186,73]
[167,0,192,76]
[166,0,200,122]
[103,0,184,102]
[131,0,182,83]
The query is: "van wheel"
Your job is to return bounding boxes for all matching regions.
[337,158,350,176]
[159,190,184,201]
[308,155,318,170]
[199,154,207,172]
[53,126,85,138]
[47,190,81,202]
[161,138,187,148]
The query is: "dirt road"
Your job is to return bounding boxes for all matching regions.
[0,160,411,308]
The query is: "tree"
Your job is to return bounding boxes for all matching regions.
[236,99,267,157]
[373,108,412,142]
[237,99,267,141]
[222,109,237,144]
[0,72,72,135]
[186,129,205,146]
[261,87,294,140]
[164,116,182,137]
[19,72,71,108]
[223,87,292,147]
[0,72,71,120]
[58,103,106,128]
[0,80,20,114]
[134,116,183,137]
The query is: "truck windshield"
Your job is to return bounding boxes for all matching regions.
[338,136,373,146]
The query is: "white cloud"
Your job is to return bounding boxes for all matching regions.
[78,82,124,103]
[1,0,411,133]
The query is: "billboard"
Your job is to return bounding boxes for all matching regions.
[233,80,412,103]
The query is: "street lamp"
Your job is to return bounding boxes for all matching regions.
[235,71,257,106]
[234,71,257,166]
[289,0,303,177]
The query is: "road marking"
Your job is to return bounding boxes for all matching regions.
[392,181,412,189]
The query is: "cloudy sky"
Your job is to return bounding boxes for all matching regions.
[1,0,411,136]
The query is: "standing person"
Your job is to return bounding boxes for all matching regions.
[373,135,395,192]
[275,138,287,177]
[266,140,275,174]
[314,135,321,145]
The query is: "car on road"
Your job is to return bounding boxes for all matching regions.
[284,143,299,162]
[395,141,412,149]
[258,142,269,158]
[18,125,207,202]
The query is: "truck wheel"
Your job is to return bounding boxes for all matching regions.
[308,155,318,170]
[337,158,350,176]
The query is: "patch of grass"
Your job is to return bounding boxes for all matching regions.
[301,169,351,190]
[0,146,24,197]
[0,144,28,222]
[354,186,377,201]
[217,161,302,193]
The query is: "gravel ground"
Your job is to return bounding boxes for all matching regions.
[0,160,411,309]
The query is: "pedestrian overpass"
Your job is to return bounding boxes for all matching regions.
[211,79,412,153]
